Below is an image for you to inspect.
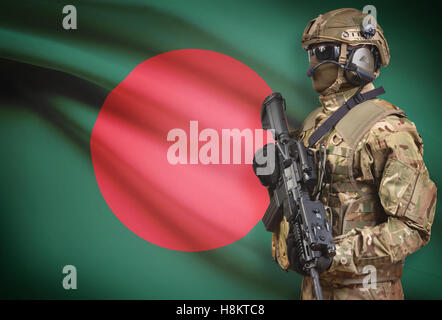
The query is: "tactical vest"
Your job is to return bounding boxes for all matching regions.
[272,98,406,285]
[300,98,405,235]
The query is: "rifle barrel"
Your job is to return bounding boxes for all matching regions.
[310,268,323,300]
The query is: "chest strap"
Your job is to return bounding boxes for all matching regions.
[308,86,386,148]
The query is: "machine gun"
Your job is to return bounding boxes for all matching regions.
[253,92,335,300]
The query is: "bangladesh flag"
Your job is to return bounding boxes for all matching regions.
[0,0,441,300]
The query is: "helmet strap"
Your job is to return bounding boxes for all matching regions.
[320,43,348,96]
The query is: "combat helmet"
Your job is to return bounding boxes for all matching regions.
[302,8,389,94]
[302,7,389,66]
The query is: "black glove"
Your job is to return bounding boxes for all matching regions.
[252,143,279,187]
[286,232,332,276]
[316,255,333,274]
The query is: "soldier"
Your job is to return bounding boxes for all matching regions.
[270,8,437,299]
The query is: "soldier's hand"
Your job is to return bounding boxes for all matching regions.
[287,233,333,275]
[316,256,333,274]
[252,143,279,187]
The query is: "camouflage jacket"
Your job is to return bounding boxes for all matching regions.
[271,83,437,287]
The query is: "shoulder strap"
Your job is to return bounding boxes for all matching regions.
[335,100,405,147]
[308,86,386,148]
[335,99,406,194]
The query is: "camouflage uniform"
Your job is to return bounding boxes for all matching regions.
[270,8,437,299]
[271,82,437,299]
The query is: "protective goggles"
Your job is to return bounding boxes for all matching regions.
[308,44,341,62]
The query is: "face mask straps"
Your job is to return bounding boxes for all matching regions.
[320,43,348,95]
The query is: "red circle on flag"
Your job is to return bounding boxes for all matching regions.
[91,49,273,251]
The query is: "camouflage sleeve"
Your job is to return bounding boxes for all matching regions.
[326,115,437,277]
